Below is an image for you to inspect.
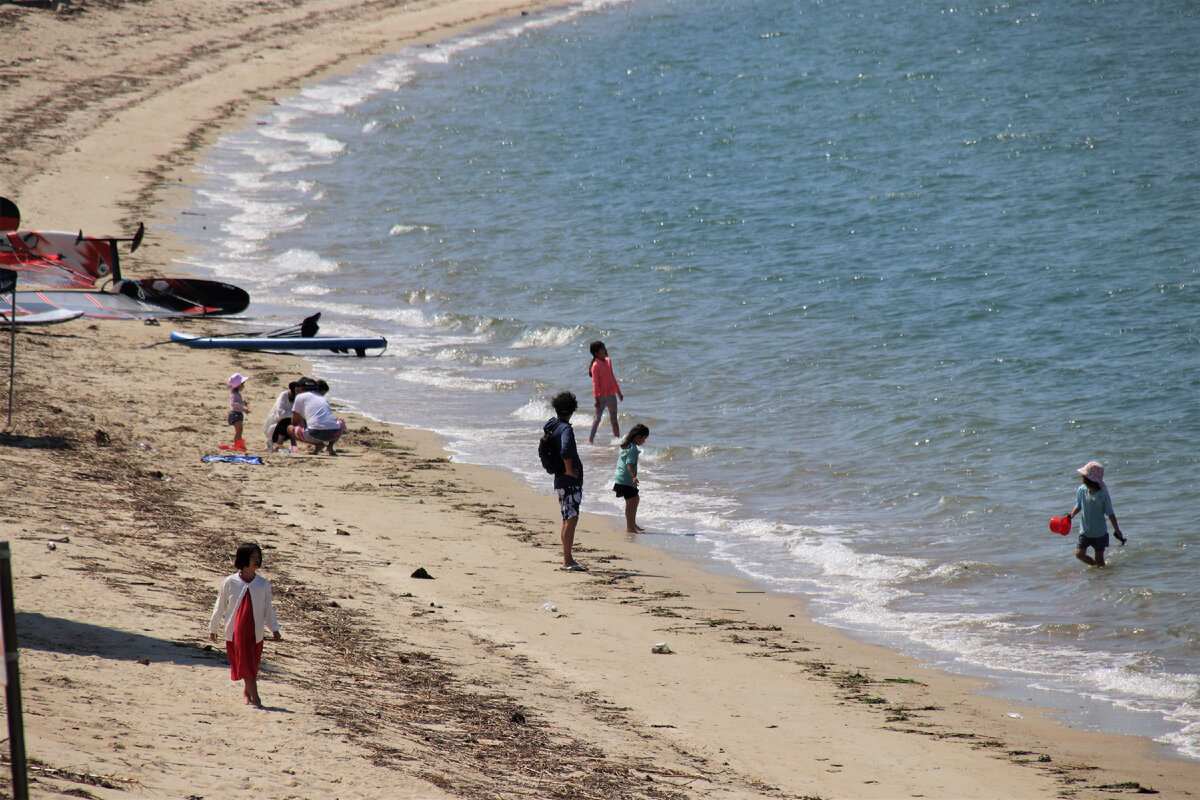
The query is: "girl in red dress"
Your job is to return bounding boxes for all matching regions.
[209,543,281,707]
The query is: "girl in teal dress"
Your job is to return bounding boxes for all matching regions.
[613,424,650,532]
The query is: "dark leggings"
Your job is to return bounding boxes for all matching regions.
[271,418,292,443]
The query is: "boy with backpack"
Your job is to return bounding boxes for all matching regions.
[541,391,586,571]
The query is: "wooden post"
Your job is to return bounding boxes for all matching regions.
[0,543,28,800]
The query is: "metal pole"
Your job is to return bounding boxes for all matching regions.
[0,543,28,800]
[6,289,13,430]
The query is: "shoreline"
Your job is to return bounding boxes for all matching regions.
[3,2,1198,798]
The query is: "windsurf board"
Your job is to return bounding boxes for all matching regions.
[0,309,85,325]
[3,289,232,320]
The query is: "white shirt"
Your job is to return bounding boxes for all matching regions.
[209,573,280,643]
[292,391,338,430]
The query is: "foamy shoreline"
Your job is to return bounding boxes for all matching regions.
[3,1,1198,797]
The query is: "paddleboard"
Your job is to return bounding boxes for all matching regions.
[170,331,387,357]
[0,309,84,325]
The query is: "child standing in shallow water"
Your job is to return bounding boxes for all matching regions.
[1066,461,1126,568]
[613,424,650,533]
[588,341,623,444]
[227,373,249,452]
[210,543,281,707]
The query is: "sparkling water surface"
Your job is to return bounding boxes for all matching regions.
[174,0,1200,758]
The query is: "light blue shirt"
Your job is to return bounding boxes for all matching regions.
[1076,485,1114,538]
[614,444,640,487]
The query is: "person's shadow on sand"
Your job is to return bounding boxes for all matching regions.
[18,611,230,668]
[18,612,296,712]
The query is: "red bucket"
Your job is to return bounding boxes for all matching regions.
[1049,516,1071,535]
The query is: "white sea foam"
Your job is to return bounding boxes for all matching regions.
[270,248,339,275]
[511,325,582,349]
[260,128,346,158]
[225,208,308,242]
[389,223,431,236]
[419,0,632,65]
[393,369,514,392]
[291,282,332,297]
[514,399,553,422]
[291,300,430,327]
[290,83,372,116]
[1161,717,1200,760]
[431,313,508,338]
[434,349,517,367]
[1081,665,1200,703]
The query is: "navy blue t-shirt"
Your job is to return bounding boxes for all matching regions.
[546,417,582,490]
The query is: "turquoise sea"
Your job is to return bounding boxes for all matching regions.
[174,0,1200,759]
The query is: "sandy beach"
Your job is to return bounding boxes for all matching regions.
[2,1,1198,798]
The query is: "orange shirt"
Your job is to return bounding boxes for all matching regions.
[590,357,621,397]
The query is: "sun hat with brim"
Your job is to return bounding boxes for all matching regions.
[228,373,247,389]
[1077,461,1106,489]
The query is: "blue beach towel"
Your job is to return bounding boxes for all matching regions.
[202,455,264,465]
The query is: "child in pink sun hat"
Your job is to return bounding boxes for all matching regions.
[1065,461,1126,567]
[226,373,249,452]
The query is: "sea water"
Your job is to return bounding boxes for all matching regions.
[173,0,1200,759]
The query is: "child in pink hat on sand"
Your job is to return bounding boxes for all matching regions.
[225,373,249,452]
[1065,461,1126,567]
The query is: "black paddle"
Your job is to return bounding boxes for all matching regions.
[75,222,144,253]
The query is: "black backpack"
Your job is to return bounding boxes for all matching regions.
[539,422,566,474]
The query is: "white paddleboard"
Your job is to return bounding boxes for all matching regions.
[1,308,84,325]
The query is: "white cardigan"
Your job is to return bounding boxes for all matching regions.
[209,573,281,643]
[262,390,295,442]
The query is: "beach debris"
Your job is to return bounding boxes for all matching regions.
[1006,712,1024,718]
[510,711,526,724]
[94,429,110,445]
[411,567,434,579]
[335,528,350,536]
[539,601,558,613]
[46,542,56,551]
[135,658,151,666]
[651,642,673,655]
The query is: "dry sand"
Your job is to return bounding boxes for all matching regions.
[2,2,1198,798]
